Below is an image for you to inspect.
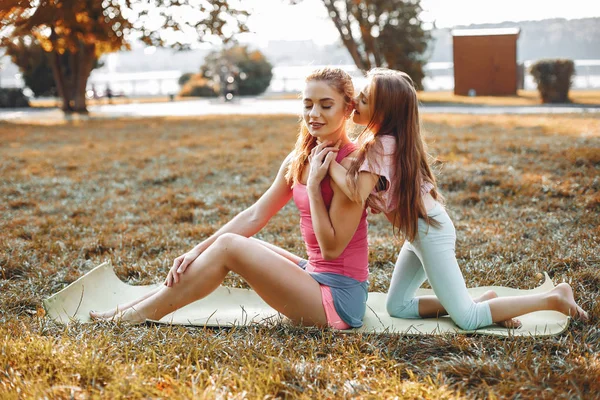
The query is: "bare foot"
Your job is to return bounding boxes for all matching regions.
[90,307,146,324]
[548,283,589,321]
[89,288,162,321]
[89,308,121,320]
[476,290,522,329]
[474,290,497,303]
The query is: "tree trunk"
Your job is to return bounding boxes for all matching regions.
[322,0,367,71]
[48,28,73,113]
[72,42,95,113]
[48,50,73,113]
[351,3,382,68]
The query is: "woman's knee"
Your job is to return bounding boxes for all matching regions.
[447,303,491,331]
[213,233,246,262]
[386,297,419,319]
[451,315,478,331]
[214,233,243,249]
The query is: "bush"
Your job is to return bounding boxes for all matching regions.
[0,88,30,108]
[529,59,575,103]
[178,72,194,87]
[235,49,273,96]
[200,46,273,96]
[178,75,218,97]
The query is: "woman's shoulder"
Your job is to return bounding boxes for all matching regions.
[360,134,396,162]
[281,150,296,166]
[377,134,396,143]
[375,134,397,153]
[339,148,359,168]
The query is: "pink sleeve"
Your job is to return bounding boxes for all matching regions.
[358,135,397,213]
[358,135,396,192]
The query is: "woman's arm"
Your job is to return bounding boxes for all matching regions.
[329,156,378,204]
[307,145,378,260]
[171,153,294,279]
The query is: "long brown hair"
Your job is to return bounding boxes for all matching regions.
[285,67,355,185]
[347,68,443,242]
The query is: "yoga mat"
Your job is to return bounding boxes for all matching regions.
[43,262,570,336]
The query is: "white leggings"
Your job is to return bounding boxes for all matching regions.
[385,202,493,330]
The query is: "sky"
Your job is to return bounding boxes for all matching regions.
[241,0,600,46]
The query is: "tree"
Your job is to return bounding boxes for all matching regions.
[0,1,248,113]
[201,46,273,96]
[294,0,431,89]
[4,37,102,97]
[10,39,58,97]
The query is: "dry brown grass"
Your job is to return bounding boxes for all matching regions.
[1,113,599,398]
[418,90,600,106]
[29,96,190,108]
[264,90,600,106]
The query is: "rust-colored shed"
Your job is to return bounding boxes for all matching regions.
[452,28,520,96]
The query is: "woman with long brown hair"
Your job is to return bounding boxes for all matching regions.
[328,68,588,330]
[90,67,379,329]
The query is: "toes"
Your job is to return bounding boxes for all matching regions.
[576,307,589,321]
[512,319,522,329]
[497,318,522,329]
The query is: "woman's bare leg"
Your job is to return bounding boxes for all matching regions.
[389,216,588,329]
[90,287,161,319]
[249,237,305,265]
[487,283,588,323]
[90,238,302,319]
[91,238,305,321]
[387,244,520,328]
[417,291,521,328]
[91,233,328,326]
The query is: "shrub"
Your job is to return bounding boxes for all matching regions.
[178,75,218,97]
[235,49,273,96]
[178,72,194,87]
[0,88,30,108]
[529,59,575,103]
[200,46,273,96]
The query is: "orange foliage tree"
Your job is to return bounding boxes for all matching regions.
[0,0,248,113]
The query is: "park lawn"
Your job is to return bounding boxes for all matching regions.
[29,95,192,108]
[262,90,600,106]
[417,90,600,106]
[28,89,600,108]
[1,114,599,398]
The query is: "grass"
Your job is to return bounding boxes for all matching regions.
[29,95,192,108]
[262,90,600,106]
[1,113,599,398]
[28,89,600,109]
[417,90,600,106]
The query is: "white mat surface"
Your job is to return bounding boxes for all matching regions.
[43,262,569,336]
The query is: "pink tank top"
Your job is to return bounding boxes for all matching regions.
[292,143,369,282]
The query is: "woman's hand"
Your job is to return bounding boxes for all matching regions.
[165,248,202,287]
[307,140,339,190]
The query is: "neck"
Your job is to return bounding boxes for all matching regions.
[317,128,351,146]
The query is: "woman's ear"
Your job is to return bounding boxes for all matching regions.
[345,103,354,119]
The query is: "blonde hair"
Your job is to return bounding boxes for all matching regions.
[285,67,355,184]
[347,68,443,242]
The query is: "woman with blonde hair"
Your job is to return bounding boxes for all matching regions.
[90,67,379,330]
[327,68,588,330]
